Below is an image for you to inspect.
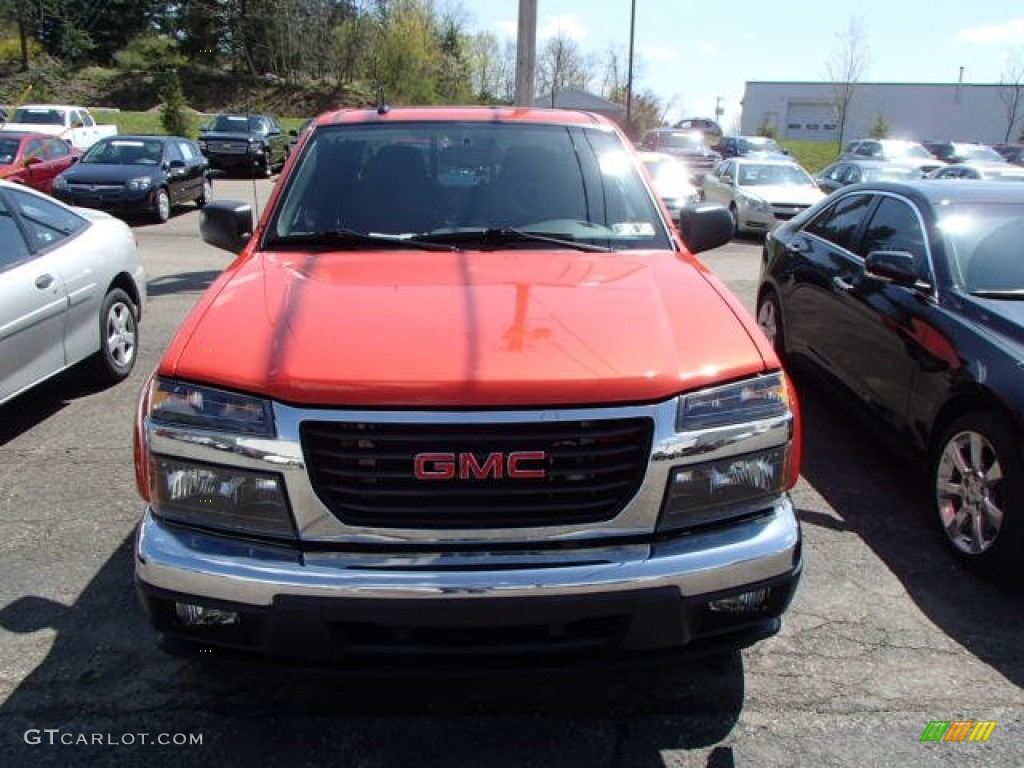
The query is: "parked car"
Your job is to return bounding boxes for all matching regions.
[922,141,1007,166]
[0,132,80,194]
[757,180,1024,583]
[926,163,1024,181]
[52,135,211,223]
[133,106,803,664]
[841,139,944,174]
[815,160,926,194]
[992,144,1024,166]
[702,158,824,237]
[198,112,289,177]
[638,151,700,225]
[0,104,117,150]
[639,128,721,185]
[714,135,790,160]
[0,179,145,404]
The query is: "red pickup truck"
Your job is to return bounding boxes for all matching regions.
[134,106,802,664]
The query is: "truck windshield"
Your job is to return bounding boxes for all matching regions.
[12,108,64,125]
[269,121,671,251]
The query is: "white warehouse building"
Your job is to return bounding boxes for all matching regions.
[740,81,1023,145]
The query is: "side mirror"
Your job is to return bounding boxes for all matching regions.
[200,200,253,254]
[168,159,186,169]
[678,202,734,254]
[865,250,919,287]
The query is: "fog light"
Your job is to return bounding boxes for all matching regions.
[175,602,240,627]
[708,588,770,613]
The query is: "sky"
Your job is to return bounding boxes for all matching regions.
[454,0,1024,127]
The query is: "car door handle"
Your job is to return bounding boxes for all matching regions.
[832,276,854,293]
[35,274,55,290]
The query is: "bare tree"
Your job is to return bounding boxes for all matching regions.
[827,16,870,151]
[998,55,1024,143]
[535,33,591,104]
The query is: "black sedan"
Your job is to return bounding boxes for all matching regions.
[52,135,211,223]
[756,181,1024,583]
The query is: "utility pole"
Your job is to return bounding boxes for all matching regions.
[625,0,636,135]
[514,0,537,107]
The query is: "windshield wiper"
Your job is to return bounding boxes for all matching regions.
[265,228,457,251]
[415,227,612,253]
[970,289,1024,299]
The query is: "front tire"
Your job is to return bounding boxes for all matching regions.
[728,204,740,239]
[196,178,213,208]
[756,289,786,359]
[90,288,138,384]
[932,411,1024,583]
[153,187,171,223]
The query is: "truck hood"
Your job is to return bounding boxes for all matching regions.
[167,249,769,407]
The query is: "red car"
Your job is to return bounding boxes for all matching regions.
[0,132,80,194]
[134,107,802,664]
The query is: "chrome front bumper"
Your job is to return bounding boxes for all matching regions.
[136,496,800,606]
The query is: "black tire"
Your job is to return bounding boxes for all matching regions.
[728,204,740,239]
[259,154,273,178]
[196,178,213,208]
[153,187,171,224]
[90,288,138,384]
[756,289,786,360]
[931,411,1024,583]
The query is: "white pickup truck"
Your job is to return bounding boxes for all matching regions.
[1,104,118,150]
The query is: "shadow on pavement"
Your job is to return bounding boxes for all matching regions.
[0,370,108,447]
[147,270,223,297]
[793,373,1024,689]
[0,535,748,767]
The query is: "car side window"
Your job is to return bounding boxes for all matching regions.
[166,141,184,163]
[858,197,927,270]
[804,193,873,252]
[25,139,44,164]
[8,188,87,251]
[177,140,196,161]
[80,111,95,127]
[0,195,32,269]
[44,139,69,159]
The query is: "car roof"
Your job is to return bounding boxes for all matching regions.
[315,106,613,129]
[842,179,1024,204]
[99,135,172,143]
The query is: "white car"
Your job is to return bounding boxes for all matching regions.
[638,151,700,225]
[702,158,824,237]
[0,179,145,404]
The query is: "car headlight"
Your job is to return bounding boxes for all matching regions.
[149,378,275,436]
[149,454,294,539]
[127,176,153,191]
[740,193,772,214]
[53,175,69,191]
[198,140,207,151]
[660,373,796,531]
[677,373,791,431]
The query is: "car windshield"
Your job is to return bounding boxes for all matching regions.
[209,115,264,132]
[939,204,1024,293]
[886,142,933,159]
[863,166,924,181]
[656,132,704,151]
[82,139,164,165]
[268,121,671,251]
[737,164,814,187]
[11,108,64,125]
[0,138,20,164]
[958,145,1005,163]
[739,138,781,153]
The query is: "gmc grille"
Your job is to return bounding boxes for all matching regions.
[300,418,654,529]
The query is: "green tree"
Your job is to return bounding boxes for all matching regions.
[868,114,890,139]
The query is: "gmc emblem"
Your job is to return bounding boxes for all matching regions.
[414,451,547,480]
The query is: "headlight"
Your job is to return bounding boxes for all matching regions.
[740,193,772,214]
[53,175,69,191]
[149,455,294,539]
[198,140,207,151]
[661,373,796,532]
[678,373,791,431]
[149,378,275,436]
[127,176,153,191]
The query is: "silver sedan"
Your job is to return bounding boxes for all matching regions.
[0,179,146,404]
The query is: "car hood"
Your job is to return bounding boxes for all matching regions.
[61,163,155,183]
[744,185,824,205]
[165,249,770,407]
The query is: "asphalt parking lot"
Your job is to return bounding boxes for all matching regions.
[1,178,1021,767]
